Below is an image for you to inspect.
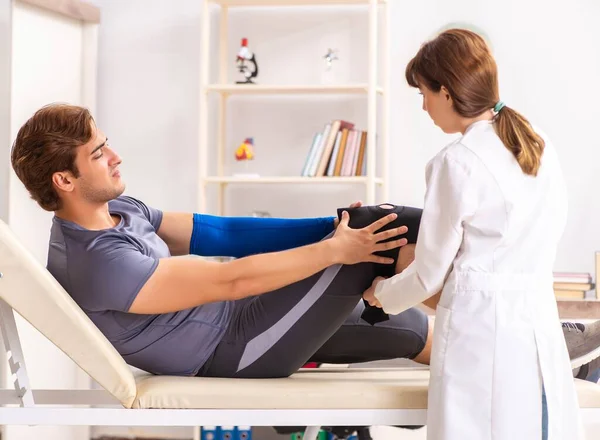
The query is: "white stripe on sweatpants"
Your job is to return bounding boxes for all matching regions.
[236,264,342,372]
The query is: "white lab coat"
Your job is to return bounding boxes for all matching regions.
[375,120,584,439]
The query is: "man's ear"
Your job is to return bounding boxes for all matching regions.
[440,85,453,106]
[52,171,76,194]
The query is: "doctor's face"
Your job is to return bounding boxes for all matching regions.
[419,85,459,134]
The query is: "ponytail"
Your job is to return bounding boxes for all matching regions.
[403,27,545,176]
[493,107,545,176]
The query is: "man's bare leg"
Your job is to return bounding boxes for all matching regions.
[395,243,415,273]
[393,243,433,365]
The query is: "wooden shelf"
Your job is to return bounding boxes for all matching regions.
[556,298,600,319]
[20,0,101,23]
[209,0,386,7]
[203,176,384,184]
[206,84,384,96]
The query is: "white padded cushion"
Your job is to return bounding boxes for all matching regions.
[575,378,600,408]
[133,368,428,409]
[131,368,600,410]
[0,220,137,408]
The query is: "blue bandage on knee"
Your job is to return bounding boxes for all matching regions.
[190,214,335,258]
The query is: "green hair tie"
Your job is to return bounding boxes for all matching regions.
[494,101,506,113]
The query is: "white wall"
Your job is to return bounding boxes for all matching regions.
[91,0,381,221]
[0,0,10,223]
[90,0,203,214]
[94,0,600,275]
[6,2,94,440]
[90,0,599,438]
[391,0,600,276]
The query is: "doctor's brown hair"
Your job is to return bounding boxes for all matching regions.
[11,104,94,211]
[405,29,544,176]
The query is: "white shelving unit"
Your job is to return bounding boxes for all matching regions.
[206,84,385,95]
[198,0,389,215]
[204,176,385,184]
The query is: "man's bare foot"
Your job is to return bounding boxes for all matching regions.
[395,243,416,274]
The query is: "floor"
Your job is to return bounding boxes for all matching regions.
[255,422,600,440]
[372,423,600,439]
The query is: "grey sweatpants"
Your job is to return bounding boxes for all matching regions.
[197,258,429,378]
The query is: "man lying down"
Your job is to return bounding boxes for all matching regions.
[10,103,600,381]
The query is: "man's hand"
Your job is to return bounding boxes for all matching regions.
[363,276,385,308]
[333,200,362,228]
[328,210,408,265]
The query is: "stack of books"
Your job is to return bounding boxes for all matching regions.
[301,119,367,177]
[553,272,595,299]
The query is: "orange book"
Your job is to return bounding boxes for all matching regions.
[333,128,350,176]
[355,131,367,176]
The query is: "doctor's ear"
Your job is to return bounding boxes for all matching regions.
[440,86,453,105]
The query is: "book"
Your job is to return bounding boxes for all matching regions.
[341,130,358,176]
[355,131,367,176]
[301,119,371,178]
[333,128,350,176]
[553,282,594,291]
[315,120,355,177]
[307,124,331,177]
[554,289,586,299]
[326,131,342,176]
[301,132,322,177]
[553,272,592,284]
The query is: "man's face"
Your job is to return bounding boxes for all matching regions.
[72,127,125,204]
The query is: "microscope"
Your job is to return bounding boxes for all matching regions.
[236,38,259,84]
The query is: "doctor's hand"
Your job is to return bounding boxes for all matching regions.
[333,200,362,228]
[363,276,385,308]
[329,210,408,265]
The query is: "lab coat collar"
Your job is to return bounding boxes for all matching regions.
[464,119,493,135]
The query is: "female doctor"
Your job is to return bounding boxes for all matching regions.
[363,29,583,439]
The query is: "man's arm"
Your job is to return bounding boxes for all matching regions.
[155,212,193,256]
[130,212,407,314]
[130,239,335,314]
[156,212,336,257]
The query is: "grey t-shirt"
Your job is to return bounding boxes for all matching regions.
[47,196,233,376]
